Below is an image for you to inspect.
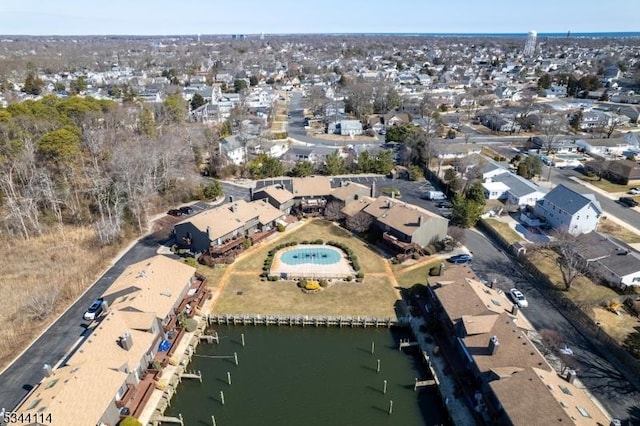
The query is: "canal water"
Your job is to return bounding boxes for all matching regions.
[165,326,449,426]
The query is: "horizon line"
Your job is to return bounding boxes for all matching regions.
[2,31,640,38]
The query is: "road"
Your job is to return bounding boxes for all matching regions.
[465,229,640,423]
[0,202,213,412]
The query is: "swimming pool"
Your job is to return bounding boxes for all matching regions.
[280,246,342,265]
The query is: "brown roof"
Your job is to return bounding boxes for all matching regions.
[341,196,375,217]
[178,199,283,241]
[15,362,128,425]
[330,181,370,202]
[260,185,294,204]
[462,312,551,375]
[291,176,333,197]
[104,255,196,321]
[587,159,640,180]
[490,367,610,426]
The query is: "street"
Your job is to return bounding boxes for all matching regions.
[465,229,640,422]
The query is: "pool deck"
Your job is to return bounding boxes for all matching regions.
[270,244,355,279]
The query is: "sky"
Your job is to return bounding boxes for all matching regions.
[0,0,637,36]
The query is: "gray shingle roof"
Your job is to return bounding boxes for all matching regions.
[493,173,541,198]
[541,184,602,215]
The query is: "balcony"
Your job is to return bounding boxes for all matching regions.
[383,232,416,253]
[119,370,161,420]
[209,236,245,256]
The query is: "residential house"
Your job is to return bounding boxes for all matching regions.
[13,256,201,425]
[219,135,250,165]
[291,176,334,215]
[281,145,339,165]
[583,159,640,185]
[575,136,631,157]
[173,199,283,255]
[491,172,547,207]
[576,232,640,288]
[544,85,568,98]
[328,181,372,209]
[251,185,295,214]
[362,196,449,252]
[337,120,363,136]
[533,184,602,235]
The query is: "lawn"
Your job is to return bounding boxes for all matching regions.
[195,263,228,288]
[233,220,387,274]
[483,218,523,245]
[597,219,640,244]
[578,175,635,194]
[527,248,637,344]
[211,274,398,318]
[392,262,439,288]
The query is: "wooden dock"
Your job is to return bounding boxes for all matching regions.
[398,339,420,351]
[414,378,437,391]
[155,413,184,425]
[206,314,407,328]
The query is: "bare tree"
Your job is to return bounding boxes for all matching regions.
[447,226,465,247]
[345,211,373,233]
[549,232,584,290]
[323,200,344,221]
[538,112,566,155]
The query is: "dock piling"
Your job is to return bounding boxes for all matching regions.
[211,415,216,426]
[388,400,393,415]
[376,359,380,373]
[383,379,387,394]
[227,371,231,385]
[234,352,238,366]
[220,390,225,405]
[371,341,375,354]
[241,333,245,347]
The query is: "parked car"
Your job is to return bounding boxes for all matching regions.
[168,209,184,216]
[448,254,473,264]
[179,206,194,215]
[425,190,446,200]
[629,188,640,195]
[83,298,104,321]
[509,288,528,308]
[437,201,453,209]
[619,197,639,207]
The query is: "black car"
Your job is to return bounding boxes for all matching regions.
[619,197,639,208]
[179,206,194,215]
[167,209,184,216]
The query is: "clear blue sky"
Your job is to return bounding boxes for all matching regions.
[0,0,637,35]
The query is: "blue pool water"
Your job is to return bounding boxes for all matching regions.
[280,246,342,265]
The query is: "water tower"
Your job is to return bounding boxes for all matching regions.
[524,30,537,57]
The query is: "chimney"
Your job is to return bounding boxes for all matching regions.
[231,203,237,213]
[566,369,577,384]
[370,181,376,197]
[438,262,445,276]
[418,215,423,225]
[229,195,234,203]
[101,299,110,315]
[42,364,53,378]
[207,226,212,239]
[488,336,499,355]
[511,304,519,315]
[249,187,254,200]
[119,332,133,351]
[386,200,392,208]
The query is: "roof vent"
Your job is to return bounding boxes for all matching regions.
[136,271,147,279]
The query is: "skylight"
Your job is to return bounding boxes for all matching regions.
[576,406,591,418]
[559,385,573,395]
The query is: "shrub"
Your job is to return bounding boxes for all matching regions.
[346,276,353,282]
[319,279,329,288]
[297,279,306,288]
[305,281,320,290]
[311,239,323,245]
[149,360,163,371]
[184,257,197,267]
[356,271,364,279]
[412,253,420,260]
[225,256,235,264]
[429,266,441,276]
[184,318,198,332]
[301,240,310,245]
[119,416,143,426]
[276,223,286,232]
[242,238,252,249]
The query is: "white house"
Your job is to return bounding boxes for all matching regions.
[482,181,511,200]
[492,173,546,207]
[533,184,602,235]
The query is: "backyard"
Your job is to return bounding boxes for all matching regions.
[210,219,403,318]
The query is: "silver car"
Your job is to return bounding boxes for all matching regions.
[509,288,528,308]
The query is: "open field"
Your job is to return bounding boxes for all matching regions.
[392,262,439,288]
[0,226,124,369]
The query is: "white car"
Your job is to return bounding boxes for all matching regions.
[629,188,640,195]
[509,288,529,308]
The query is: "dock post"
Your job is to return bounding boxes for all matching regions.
[376,359,381,373]
[241,333,245,347]
[371,341,375,354]
[199,370,203,383]
[234,352,238,366]
[388,400,393,415]
[414,377,418,391]
[212,415,217,426]
[220,390,225,405]
[227,371,231,385]
[214,331,219,344]
[179,413,184,425]
[383,380,387,394]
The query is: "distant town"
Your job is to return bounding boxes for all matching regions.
[0,32,640,426]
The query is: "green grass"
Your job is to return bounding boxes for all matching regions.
[483,218,523,245]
